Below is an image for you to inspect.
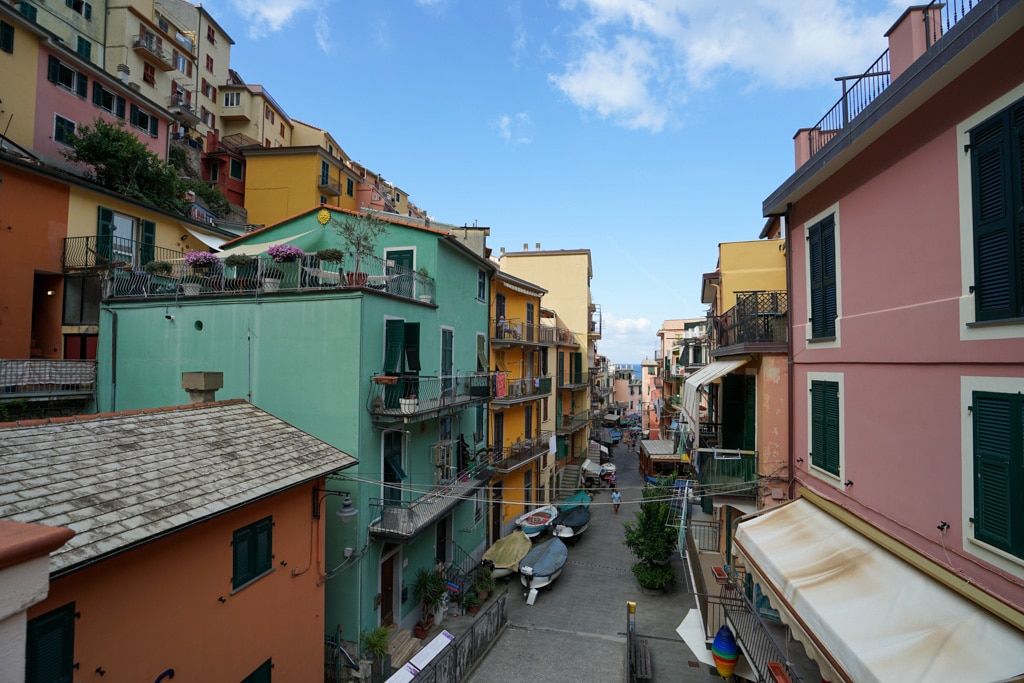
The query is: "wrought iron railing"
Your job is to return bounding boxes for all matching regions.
[0,359,96,398]
[924,0,980,47]
[63,235,184,273]
[589,303,602,338]
[491,374,551,402]
[557,410,590,435]
[709,291,788,349]
[489,317,556,344]
[493,431,553,473]
[367,373,491,418]
[557,371,589,388]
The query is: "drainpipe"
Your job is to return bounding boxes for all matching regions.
[102,305,117,411]
[782,203,795,500]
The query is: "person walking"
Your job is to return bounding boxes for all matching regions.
[608,471,617,489]
[611,488,622,513]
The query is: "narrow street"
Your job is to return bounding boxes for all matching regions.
[465,441,727,683]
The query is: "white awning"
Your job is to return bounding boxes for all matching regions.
[681,357,750,429]
[216,230,315,257]
[734,499,1024,683]
[183,225,228,250]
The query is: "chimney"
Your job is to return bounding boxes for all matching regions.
[523,243,528,251]
[182,372,223,404]
[535,243,541,250]
[500,247,506,256]
[885,6,943,82]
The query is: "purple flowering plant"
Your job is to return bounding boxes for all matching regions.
[267,244,306,263]
[184,251,220,269]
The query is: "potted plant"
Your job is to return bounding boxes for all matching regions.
[463,592,481,614]
[631,562,676,593]
[475,566,496,601]
[360,625,390,661]
[262,265,284,292]
[316,247,344,264]
[267,244,305,263]
[224,253,254,274]
[184,250,220,274]
[330,212,388,286]
[411,567,445,639]
[623,486,678,593]
[143,260,173,276]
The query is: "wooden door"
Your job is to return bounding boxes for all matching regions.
[381,554,395,626]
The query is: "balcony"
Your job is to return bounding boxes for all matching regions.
[588,303,602,339]
[132,34,174,70]
[556,410,590,435]
[694,448,758,498]
[491,374,551,406]
[0,359,96,403]
[63,235,183,273]
[317,174,343,197]
[492,431,553,473]
[167,95,201,126]
[709,291,788,355]
[489,318,556,346]
[367,373,491,423]
[557,371,589,390]
[367,459,493,542]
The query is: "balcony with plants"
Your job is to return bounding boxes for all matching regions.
[708,291,788,355]
[367,372,492,423]
[490,374,551,406]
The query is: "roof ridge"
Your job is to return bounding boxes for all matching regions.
[0,398,249,429]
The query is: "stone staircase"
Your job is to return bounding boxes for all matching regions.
[558,463,582,498]
[388,625,422,672]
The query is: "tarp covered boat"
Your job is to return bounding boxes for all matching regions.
[520,537,569,604]
[553,491,592,540]
[480,530,532,579]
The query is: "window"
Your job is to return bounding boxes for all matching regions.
[809,378,841,478]
[395,191,402,203]
[98,205,155,268]
[279,122,284,137]
[47,56,87,97]
[265,106,274,124]
[205,54,213,72]
[143,63,155,85]
[54,115,75,145]
[970,97,1024,322]
[232,516,273,589]
[202,78,215,99]
[346,178,354,197]
[474,489,485,523]
[970,391,1024,560]
[206,25,216,44]
[1,21,13,53]
[63,276,101,325]
[201,107,215,127]
[75,36,90,60]
[224,91,240,107]
[26,602,75,683]
[383,319,421,374]
[129,104,159,137]
[383,430,406,503]
[174,51,186,72]
[65,0,91,19]
[320,160,330,185]
[477,269,486,301]
[92,83,126,118]
[319,194,327,204]
[18,1,36,21]
[807,213,837,339]
[229,158,243,180]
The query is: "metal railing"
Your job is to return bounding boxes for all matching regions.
[491,374,551,402]
[411,591,509,682]
[63,235,183,273]
[924,0,981,47]
[709,291,788,349]
[366,460,493,541]
[132,34,173,68]
[557,371,589,388]
[493,431,553,473]
[557,410,590,435]
[367,373,491,418]
[489,317,556,344]
[697,449,759,497]
[0,359,96,399]
[589,303,602,338]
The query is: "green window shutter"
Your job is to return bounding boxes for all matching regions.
[573,352,582,383]
[972,392,1023,556]
[74,69,86,98]
[129,103,139,127]
[26,602,75,683]
[404,322,421,372]
[148,114,158,137]
[0,21,13,53]
[47,55,59,83]
[76,36,90,60]
[115,96,126,119]
[808,216,836,338]
[971,113,1016,321]
[383,319,405,373]
[232,525,253,588]
[822,382,840,475]
[92,81,103,106]
[96,206,114,261]
[140,220,155,264]
[557,353,564,384]
[83,2,91,20]
[254,517,273,574]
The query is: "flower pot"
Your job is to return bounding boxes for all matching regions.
[400,398,418,414]
[346,271,369,287]
[414,623,430,640]
[468,605,480,614]
[262,278,281,292]
[374,376,398,385]
[182,282,202,296]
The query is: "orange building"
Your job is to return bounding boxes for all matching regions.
[2,398,357,681]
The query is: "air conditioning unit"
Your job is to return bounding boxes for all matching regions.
[127,82,141,92]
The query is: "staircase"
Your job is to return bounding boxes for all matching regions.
[558,463,582,498]
[444,542,478,599]
[388,625,422,672]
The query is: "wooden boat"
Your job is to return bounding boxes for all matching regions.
[513,504,558,538]
[520,537,569,605]
[553,491,592,540]
[480,530,532,579]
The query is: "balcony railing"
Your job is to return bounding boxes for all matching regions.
[317,174,343,196]
[589,303,602,339]
[492,431,553,473]
[557,371,589,389]
[132,34,174,70]
[0,359,96,400]
[556,410,590,435]
[167,96,201,126]
[367,373,491,420]
[696,448,758,497]
[66,236,438,305]
[709,291,788,350]
[491,374,551,403]
[489,318,556,345]
[806,0,979,159]
[367,459,493,542]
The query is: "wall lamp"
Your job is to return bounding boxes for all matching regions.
[313,487,358,522]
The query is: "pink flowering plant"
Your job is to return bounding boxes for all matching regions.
[267,244,306,263]
[184,251,220,269]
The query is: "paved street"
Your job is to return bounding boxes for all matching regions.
[464,441,728,683]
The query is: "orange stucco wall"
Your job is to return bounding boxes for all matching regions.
[0,163,69,358]
[27,485,327,681]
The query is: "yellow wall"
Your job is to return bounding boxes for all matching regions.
[1,18,39,148]
[500,251,592,337]
[244,154,320,225]
[717,240,787,310]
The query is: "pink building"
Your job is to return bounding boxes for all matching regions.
[736,2,1024,681]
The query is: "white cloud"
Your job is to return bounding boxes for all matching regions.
[597,312,655,363]
[551,0,897,131]
[494,112,534,145]
[313,11,331,53]
[228,0,319,39]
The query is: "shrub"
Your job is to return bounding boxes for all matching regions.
[143,260,173,275]
[623,486,677,564]
[224,253,253,269]
[631,562,676,590]
[316,248,344,262]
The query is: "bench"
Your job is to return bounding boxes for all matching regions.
[632,637,652,680]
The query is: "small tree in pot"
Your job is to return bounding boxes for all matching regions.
[330,212,388,285]
[411,567,445,639]
[623,486,677,592]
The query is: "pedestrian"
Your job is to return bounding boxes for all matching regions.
[611,489,622,513]
[609,471,617,489]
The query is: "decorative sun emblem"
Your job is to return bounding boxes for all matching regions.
[317,208,331,225]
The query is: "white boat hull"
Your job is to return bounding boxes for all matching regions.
[520,566,563,590]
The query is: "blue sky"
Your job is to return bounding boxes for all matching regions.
[204,0,903,364]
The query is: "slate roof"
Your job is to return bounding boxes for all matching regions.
[0,400,357,576]
[640,439,677,458]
